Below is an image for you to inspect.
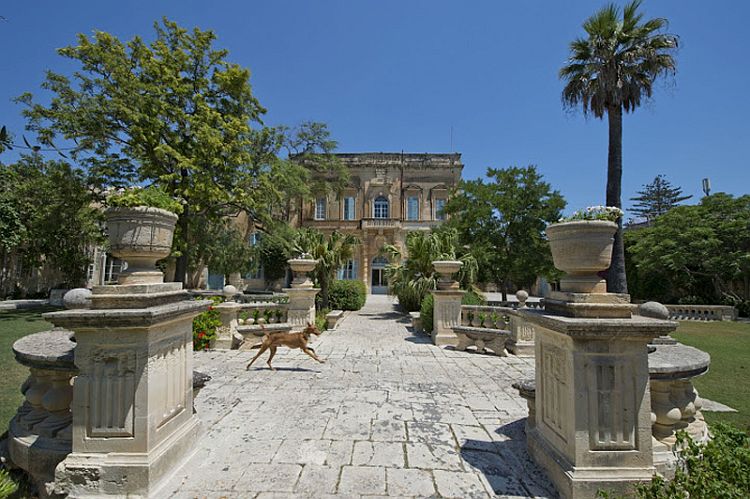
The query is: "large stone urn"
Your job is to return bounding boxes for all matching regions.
[546,220,616,294]
[432,260,463,290]
[106,206,178,285]
[288,257,318,289]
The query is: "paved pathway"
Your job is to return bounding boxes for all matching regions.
[166,295,555,498]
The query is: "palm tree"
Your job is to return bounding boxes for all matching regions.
[560,0,678,293]
[293,228,360,309]
[382,229,478,312]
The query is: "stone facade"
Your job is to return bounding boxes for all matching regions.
[293,153,463,294]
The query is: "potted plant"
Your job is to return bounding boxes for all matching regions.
[105,186,183,285]
[264,309,274,324]
[274,309,284,323]
[546,206,623,294]
[252,309,261,325]
[478,312,486,328]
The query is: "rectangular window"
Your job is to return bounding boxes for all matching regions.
[343,196,355,220]
[435,198,446,220]
[315,197,326,220]
[407,196,419,221]
[337,259,358,280]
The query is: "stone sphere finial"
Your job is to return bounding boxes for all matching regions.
[516,290,529,307]
[222,285,238,301]
[639,301,670,320]
[63,288,92,309]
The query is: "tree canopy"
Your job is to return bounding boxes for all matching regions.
[442,165,565,299]
[629,174,692,222]
[560,0,678,294]
[626,193,750,313]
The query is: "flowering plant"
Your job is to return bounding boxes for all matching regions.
[558,206,623,223]
[192,296,223,351]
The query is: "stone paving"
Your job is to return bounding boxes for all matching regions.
[165,295,556,498]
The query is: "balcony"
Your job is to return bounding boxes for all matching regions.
[302,219,360,231]
[360,218,401,230]
[402,219,444,231]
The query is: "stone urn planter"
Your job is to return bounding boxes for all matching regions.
[288,258,318,289]
[546,220,617,293]
[105,206,178,285]
[432,260,463,290]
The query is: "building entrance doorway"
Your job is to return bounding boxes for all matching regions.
[371,257,388,294]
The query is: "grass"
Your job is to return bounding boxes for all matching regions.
[672,320,750,430]
[0,307,57,436]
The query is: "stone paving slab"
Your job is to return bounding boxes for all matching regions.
[165,295,556,498]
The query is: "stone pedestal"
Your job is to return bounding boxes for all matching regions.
[213,301,241,349]
[7,329,77,498]
[285,288,318,332]
[544,291,633,319]
[44,282,208,498]
[431,290,464,347]
[520,308,677,499]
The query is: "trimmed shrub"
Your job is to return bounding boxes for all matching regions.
[421,290,484,334]
[315,308,330,331]
[328,280,367,311]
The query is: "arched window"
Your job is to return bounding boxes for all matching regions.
[373,196,389,219]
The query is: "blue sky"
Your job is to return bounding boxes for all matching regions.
[1,1,748,216]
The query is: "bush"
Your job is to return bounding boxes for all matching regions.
[633,423,750,499]
[107,186,183,214]
[192,296,223,351]
[0,468,18,498]
[421,290,483,334]
[315,308,329,332]
[328,280,366,311]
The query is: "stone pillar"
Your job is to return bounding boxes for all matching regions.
[45,282,208,498]
[213,286,241,350]
[430,260,464,347]
[508,290,536,356]
[521,306,677,499]
[285,258,319,331]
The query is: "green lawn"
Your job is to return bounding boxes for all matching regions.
[0,307,58,435]
[672,320,750,430]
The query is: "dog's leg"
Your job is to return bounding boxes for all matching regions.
[246,344,269,370]
[266,346,278,371]
[302,347,325,364]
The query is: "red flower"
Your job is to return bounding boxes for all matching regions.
[198,332,206,338]
[208,306,214,311]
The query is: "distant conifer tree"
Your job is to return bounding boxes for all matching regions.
[630,174,692,221]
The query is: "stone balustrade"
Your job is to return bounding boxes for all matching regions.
[237,302,289,325]
[214,300,292,349]
[664,304,737,321]
[458,299,537,357]
[7,328,77,498]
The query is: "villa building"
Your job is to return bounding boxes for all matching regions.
[245,152,463,294]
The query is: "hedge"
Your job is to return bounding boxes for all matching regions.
[328,279,367,311]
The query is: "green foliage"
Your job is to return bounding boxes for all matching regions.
[201,221,253,278]
[254,223,296,283]
[421,291,484,334]
[634,424,750,499]
[0,155,103,292]
[328,280,367,311]
[294,228,360,309]
[626,193,750,306]
[559,206,623,222]
[192,296,222,351]
[107,186,183,214]
[0,468,19,498]
[383,229,479,313]
[442,165,565,296]
[630,175,692,222]
[315,308,329,332]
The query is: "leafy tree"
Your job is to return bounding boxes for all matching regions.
[293,229,360,309]
[17,19,267,284]
[626,193,750,310]
[442,166,565,300]
[382,229,478,312]
[201,221,254,281]
[560,0,678,294]
[253,222,297,285]
[630,174,692,221]
[0,154,103,293]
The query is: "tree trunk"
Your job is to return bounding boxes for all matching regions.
[174,205,189,286]
[320,277,329,310]
[605,106,628,294]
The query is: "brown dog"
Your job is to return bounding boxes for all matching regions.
[246,323,325,370]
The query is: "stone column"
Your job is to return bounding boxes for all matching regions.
[45,282,208,498]
[430,261,464,347]
[508,290,536,356]
[285,258,320,331]
[213,285,241,349]
[520,306,677,499]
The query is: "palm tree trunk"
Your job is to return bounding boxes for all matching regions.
[605,105,628,294]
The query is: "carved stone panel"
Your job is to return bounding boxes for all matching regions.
[585,355,637,450]
[88,348,136,438]
[540,343,569,443]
